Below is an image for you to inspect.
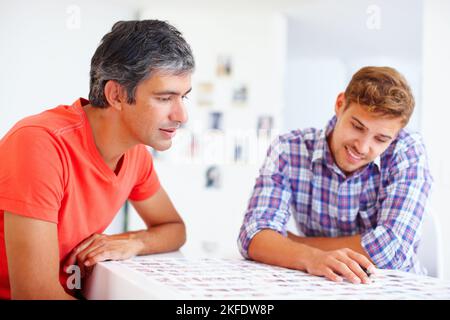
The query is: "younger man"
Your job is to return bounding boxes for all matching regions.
[238,66,432,284]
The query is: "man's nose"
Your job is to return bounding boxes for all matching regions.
[355,136,370,155]
[170,99,188,124]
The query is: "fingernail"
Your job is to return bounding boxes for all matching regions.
[353,277,361,284]
[84,261,90,267]
[368,266,377,274]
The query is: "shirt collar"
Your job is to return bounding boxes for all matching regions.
[312,116,336,166]
[73,97,90,108]
[373,155,381,169]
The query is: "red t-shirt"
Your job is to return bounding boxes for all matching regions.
[0,98,160,299]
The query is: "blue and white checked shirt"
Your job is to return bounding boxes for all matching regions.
[238,116,433,274]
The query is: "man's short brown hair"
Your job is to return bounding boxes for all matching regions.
[344,66,415,126]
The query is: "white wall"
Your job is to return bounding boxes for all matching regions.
[422,0,450,280]
[0,0,140,136]
[284,58,346,130]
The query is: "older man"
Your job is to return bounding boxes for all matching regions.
[0,20,194,299]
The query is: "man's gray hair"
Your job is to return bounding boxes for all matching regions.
[89,20,195,107]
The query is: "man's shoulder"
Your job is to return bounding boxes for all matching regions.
[278,127,321,143]
[387,129,426,155]
[276,127,323,153]
[9,104,85,137]
[382,129,428,169]
[0,103,87,157]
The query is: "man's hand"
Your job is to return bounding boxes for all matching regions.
[248,229,377,285]
[304,247,376,284]
[64,187,186,277]
[287,232,375,263]
[64,233,143,277]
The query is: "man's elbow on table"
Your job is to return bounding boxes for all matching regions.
[362,230,414,271]
[172,220,187,249]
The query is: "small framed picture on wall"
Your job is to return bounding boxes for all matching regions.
[205,165,221,189]
[257,115,274,139]
[216,54,232,77]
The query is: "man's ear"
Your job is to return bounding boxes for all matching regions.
[334,92,346,115]
[104,80,127,111]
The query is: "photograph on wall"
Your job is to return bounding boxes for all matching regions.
[208,111,224,131]
[233,138,249,164]
[232,84,248,106]
[205,165,221,189]
[257,115,274,139]
[216,54,232,77]
[188,133,199,159]
[234,143,243,163]
[196,82,214,107]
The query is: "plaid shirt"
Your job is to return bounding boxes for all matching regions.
[238,116,433,274]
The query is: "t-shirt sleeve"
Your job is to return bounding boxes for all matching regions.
[0,127,65,223]
[128,146,160,201]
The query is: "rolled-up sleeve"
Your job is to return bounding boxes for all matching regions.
[237,137,293,258]
[361,143,433,271]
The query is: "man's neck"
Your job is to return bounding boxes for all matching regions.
[83,104,136,171]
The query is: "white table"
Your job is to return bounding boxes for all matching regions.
[82,251,450,300]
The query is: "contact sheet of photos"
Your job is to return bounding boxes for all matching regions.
[114,257,450,300]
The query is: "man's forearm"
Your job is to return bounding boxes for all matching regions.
[248,229,376,284]
[287,232,373,262]
[120,222,186,256]
[248,229,314,271]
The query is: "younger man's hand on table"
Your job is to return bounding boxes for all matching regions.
[304,247,376,284]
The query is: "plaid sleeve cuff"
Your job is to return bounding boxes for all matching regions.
[237,216,287,259]
[361,228,390,268]
[361,226,411,270]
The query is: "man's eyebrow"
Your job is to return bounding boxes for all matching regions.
[351,116,368,129]
[153,88,192,95]
[377,133,393,140]
[351,116,393,140]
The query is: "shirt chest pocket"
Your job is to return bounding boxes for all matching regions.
[357,196,379,230]
[337,189,378,227]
